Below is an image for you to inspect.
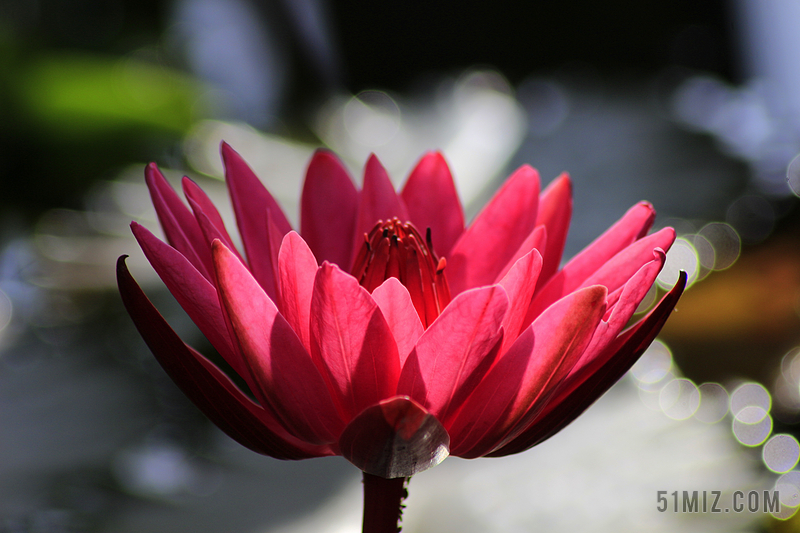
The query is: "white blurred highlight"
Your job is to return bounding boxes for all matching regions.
[763,434,800,474]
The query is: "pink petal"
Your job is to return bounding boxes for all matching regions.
[182,177,240,256]
[221,142,291,297]
[353,155,409,266]
[144,163,213,280]
[310,263,401,420]
[573,250,666,372]
[117,256,331,459]
[497,249,543,352]
[131,222,248,380]
[338,395,449,478]
[181,176,232,242]
[371,277,424,366]
[213,240,343,445]
[400,152,465,257]
[186,195,245,266]
[535,173,572,288]
[529,202,657,317]
[300,150,360,267]
[580,227,673,291]
[446,285,607,458]
[396,285,508,421]
[264,208,285,301]
[277,231,318,351]
[487,271,686,456]
[447,165,540,294]
[494,225,547,283]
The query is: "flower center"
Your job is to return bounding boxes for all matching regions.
[352,218,451,327]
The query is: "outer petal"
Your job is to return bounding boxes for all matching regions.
[401,152,465,257]
[186,195,246,267]
[580,227,673,291]
[572,250,666,372]
[131,222,247,380]
[353,155,409,265]
[181,176,234,250]
[116,256,330,460]
[497,249,543,352]
[221,142,291,298]
[213,240,342,445]
[534,173,571,288]
[527,225,673,323]
[145,163,213,280]
[338,396,450,478]
[300,150,360,267]
[396,285,508,421]
[277,231,318,351]
[487,272,687,456]
[446,286,607,458]
[447,165,540,294]
[530,201,656,312]
[494,225,547,283]
[310,263,401,420]
[371,278,424,366]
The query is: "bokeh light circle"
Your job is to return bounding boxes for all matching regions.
[629,340,672,386]
[777,470,800,504]
[343,90,401,147]
[694,383,729,424]
[730,382,772,416]
[657,237,699,289]
[732,406,772,446]
[787,152,800,197]
[659,378,700,420]
[763,434,800,474]
[698,222,741,270]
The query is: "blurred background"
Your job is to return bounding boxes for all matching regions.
[2,0,800,531]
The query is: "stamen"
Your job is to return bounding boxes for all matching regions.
[351,218,451,327]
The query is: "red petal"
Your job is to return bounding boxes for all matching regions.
[354,155,409,266]
[300,150,360,267]
[221,142,291,297]
[497,249,543,352]
[144,163,213,280]
[487,271,686,456]
[447,165,540,294]
[534,173,572,288]
[446,285,607,458]
[494,224,547,283]
[572,250,666,372]
[277,232,318,351]
[131,222,248,380]
[530,201,657,314]
[310,263,401,420]
[182,177,241,257]
[338,396,449,478]
[185,195,246,268]
[581,227,673,290]
[401,152,465,257]
[116,256,330,459]
[371,277,424,366]
[213,240,342,445]
[396,285,508,421]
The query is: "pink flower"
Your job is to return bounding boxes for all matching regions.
[117,143,684,479]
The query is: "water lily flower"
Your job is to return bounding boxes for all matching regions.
[117,143,684,532]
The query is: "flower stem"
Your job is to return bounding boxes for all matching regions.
[362,472,409,533]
